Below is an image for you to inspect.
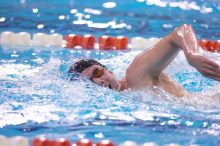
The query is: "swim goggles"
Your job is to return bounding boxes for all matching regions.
[90,67,104,81]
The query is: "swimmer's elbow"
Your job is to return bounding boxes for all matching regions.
[176,24,192,31]
[170,24,194,45]
[172,24,192,36]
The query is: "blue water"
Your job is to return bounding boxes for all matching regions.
[0,0,220,146]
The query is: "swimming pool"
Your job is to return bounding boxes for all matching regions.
[0,0,220,146]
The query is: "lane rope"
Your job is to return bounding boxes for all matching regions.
[0,31,219,52]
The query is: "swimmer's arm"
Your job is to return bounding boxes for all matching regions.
[130,24,220,81]
[170,24,220,81]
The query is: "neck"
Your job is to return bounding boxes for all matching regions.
[119,78,127,91]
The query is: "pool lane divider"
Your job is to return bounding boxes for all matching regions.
[32,138,115,146]
[0,135,185,146]
[0,31,219,52]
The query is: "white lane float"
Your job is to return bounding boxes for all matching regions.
[10,136,29,146]
[119,141,160,146]
[0,135,10,146]
[142,142,159,146]
[0,135,29,146]
[13,32,31,46]
[0,31,64,47]
[164,143,181,146]
[131,37,161,50]
[48,33,63,47]
[0,31,16,45]
[32,33,50,46]
[131,37,147,50]
[119,141,139,146]
[32,33,64,47]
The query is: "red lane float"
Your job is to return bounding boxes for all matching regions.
[53,138,71,146]
[32,137,71,146]
[76,139,93,146]
[97,140,114,146]
[113,36,128,50]
[65,34,82,48]
[99,36,115,50]
[198,39,220,52]
[81,35,96,49]
[32,138,114,146]
[65,34,96,49]
[32,137,52,146]
[99,36,128,50]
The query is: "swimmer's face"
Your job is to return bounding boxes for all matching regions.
[81,65,120,90]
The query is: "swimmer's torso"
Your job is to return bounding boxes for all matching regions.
[125,69,188,97]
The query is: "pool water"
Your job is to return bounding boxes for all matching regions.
[0,0,220,146]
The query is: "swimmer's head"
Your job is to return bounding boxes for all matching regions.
[68,59,106,74]
[69,59,120,90]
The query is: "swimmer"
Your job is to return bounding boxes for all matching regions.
[68,24,220,97]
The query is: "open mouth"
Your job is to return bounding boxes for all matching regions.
[108,85,112,89]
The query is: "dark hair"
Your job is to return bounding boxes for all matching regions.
[68,59,106,74]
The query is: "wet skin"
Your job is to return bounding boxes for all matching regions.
[81,24,220,97]
[81,65,120,90]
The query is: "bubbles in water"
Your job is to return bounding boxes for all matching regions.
[0,48,220,132]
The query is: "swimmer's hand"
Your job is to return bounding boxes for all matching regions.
[188,54,220,81]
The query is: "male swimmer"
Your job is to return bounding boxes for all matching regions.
[68,24,220,97]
